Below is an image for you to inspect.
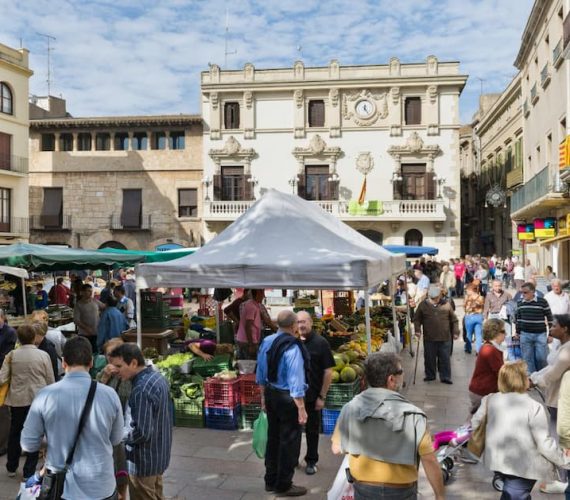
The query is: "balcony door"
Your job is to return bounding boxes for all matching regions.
[121,189,142,228]
[0,132,10,171]
[213,166,252,201]
[0,188,10,232]
[399,164,435,200]
[299,165,338,201]
[41,188,63,228]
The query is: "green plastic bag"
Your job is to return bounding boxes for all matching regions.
[252,410,268,459]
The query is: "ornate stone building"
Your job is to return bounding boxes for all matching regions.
[201,58,468,258]
[28,97,203,250]
[0,43,32,244]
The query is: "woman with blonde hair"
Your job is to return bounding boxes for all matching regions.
[473,360,569,498]
[30,309,66,358]
[464,283,485,354]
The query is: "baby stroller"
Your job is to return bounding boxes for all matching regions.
[432,425,472,484]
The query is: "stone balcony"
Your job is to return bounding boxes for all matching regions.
[203,198,446,222]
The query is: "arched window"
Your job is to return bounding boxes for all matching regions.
[98,240,127,250]
[405,229,423,246]
[357,229,383,245]
[0,83,13,115]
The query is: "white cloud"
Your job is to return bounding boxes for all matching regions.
[0,0,533,121]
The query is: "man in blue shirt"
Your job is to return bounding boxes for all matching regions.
[97,296,128,352]
[109,343,173,500]
[21,336,124,500]
[256,310,308,497]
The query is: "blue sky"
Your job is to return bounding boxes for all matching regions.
[1,0,533,123]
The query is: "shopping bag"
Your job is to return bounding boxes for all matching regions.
[252,410,268,459]
[327,455,354,500]
[16,482,41,500]
[468,395,492,458]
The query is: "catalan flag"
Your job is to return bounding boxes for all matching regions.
[358,177,367,205]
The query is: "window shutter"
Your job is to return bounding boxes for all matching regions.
[213,174,222,201]
[328,179,339,200]
[0,132,10,170]
[243,174,253,200]
[309,100,325,127]
[426,171,436,199]
[297,174,306,199]
[405,98,422,125]
[41,188,63,227]
[393,179,402,200]
[121,189,142,228]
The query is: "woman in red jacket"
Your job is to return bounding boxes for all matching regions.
[468,318,506,414]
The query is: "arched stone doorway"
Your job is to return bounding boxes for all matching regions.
[98,240,127,250]
[357,229,383,245]
[404,229,423,246]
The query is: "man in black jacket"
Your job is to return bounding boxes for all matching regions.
[0,309,16,455]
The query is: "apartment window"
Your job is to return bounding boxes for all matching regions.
[0,83,12,115]
[515,137,523,169]
[308,100,325,127]
[561,117,567,142]
[151,132,167,150]
[0,132,10,170]
[178,189,198,217]
[41,134,55,152]
[405,229,423,246]
[536,145,541,168]
[132,132,147,151]
[400,164,435,200]
[221,166,244,201]
[547,133,552,166]
[0,188,10,232]
[405,97,422,125]
[59,133,73,152]
[77,133,92,151]
[303,165,334,201]
[505,146,513,173]
[95,133,111,151]
[121,189,142,228]
[41,187,63,228]
[114,133,129,151]
[169,131,185,150]
[224,102,240,129]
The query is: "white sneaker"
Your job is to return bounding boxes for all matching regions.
[6,471,15,478]
[540,481,568,494]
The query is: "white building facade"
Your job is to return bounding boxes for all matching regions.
[201,58,467,259]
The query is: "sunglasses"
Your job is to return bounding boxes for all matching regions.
[392,368,404,376]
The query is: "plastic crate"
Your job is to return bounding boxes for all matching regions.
[239,374,262,405]
[205,405,241,430]
[141,291,168,316]
[204,377,241,408]
[173,398,204,428]
[325,378,361,409]
[240,404,261,430]
[322,408,341,435]
[192,354,232,378]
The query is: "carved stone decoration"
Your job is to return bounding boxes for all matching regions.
[356,152,374,176]
[294,90,304,108]
[329,59,340,79]
[389,57,401,76]
[427,124,439,136]
[294,60,304,80]
[209,64,220,83]
[426,55,438,75]
[342,89,389,126]
[294,127,305,139]
[244,63,255,81]
[427,85,437,104]
[211,92,219,110]
[330,127,341,138]
[406,132,424,152]
[390,87,400,105]
[244,91,253,109]
[292,135,343,174]
[390,125,402,137]
[209,135,257,173]
[329,88,339,107]
[244,128,255,139]
[211,128,221,140]
[388,132,441,162]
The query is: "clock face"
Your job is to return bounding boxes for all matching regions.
[355,99,375,118]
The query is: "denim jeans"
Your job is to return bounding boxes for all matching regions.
[354,481,417,500]
[519,331,548,374]
[464,313,483,353]
[500,474,535,500]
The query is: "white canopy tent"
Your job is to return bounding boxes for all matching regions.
[136,190,406,351]
[0,266,30,316]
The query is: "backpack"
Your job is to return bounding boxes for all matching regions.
[48,285,56,303]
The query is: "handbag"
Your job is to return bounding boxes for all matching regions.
[468,395,492,458]
[39,380,97,500]
[0,350,13,406]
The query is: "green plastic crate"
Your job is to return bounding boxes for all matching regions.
[192,354,233,378]
[325,378,361,409]
[173,397,204,428]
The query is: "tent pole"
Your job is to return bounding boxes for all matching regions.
[136,286,142,348]
[215,300,220,344]
[365,289,371,355]
[391,274,399,347]
[22,277,27,317]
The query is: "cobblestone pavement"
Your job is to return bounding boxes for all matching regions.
[0,299,564,499]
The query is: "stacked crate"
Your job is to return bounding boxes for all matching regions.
[141,291,169,331]
[321,378,361,434]
[239,374,262,430]
[173,397,204,428]
[204,377,241,430]
[163,294,185,329]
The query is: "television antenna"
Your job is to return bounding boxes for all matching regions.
[37,32,56,96]
[224,9,237,68]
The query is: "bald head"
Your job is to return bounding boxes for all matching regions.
[277,310,298,333]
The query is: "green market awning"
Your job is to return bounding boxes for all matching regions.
[97,247,197,263]
[0,243,146,271]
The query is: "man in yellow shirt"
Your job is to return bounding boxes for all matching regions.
[331,352,444,500]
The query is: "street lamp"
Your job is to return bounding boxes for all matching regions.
[247,176,259,199]
[390,171,403,183]
[202,176,211,201]
[434,174,446,199]
[328,173,340,182]
[288,176,298,194]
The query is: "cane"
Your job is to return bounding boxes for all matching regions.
[413,328,422,385]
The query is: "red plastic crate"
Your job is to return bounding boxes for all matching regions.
[204,377,241,408]
[239,374,262,405]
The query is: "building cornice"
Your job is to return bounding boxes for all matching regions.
[475,75,522,137]
[514,0,552,69]
[30,114,202,130]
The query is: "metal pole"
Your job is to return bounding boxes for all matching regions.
[391,274,399,347]
[365,289,372,355]
[215,300,220,344]
[22,277,27,317]
[136,286,142,348]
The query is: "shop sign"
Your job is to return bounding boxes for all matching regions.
[534,217,557,238]
[559,214,570,237]
[559,136,570,170]
[517,223,535,241]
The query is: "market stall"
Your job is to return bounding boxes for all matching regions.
[97,247,198,263]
